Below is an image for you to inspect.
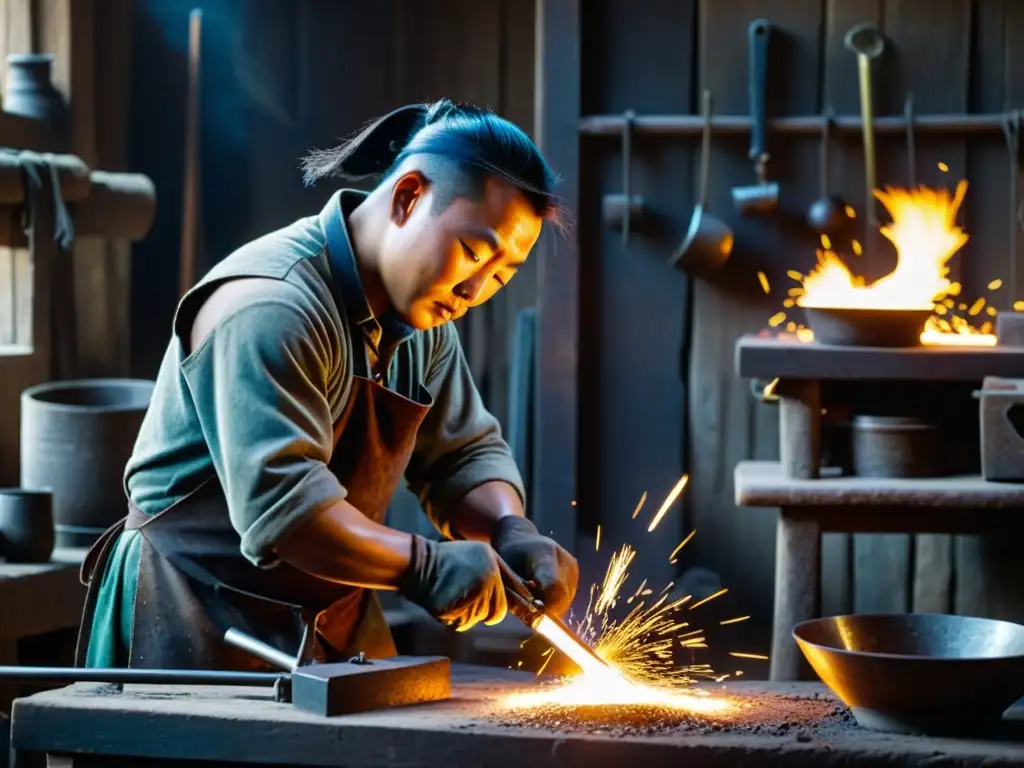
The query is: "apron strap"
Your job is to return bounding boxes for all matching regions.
[319,193,373,380]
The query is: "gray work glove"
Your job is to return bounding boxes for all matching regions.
[492,516,579,619]
[399,534,507,632]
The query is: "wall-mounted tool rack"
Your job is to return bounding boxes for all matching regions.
[579,111,1020,138]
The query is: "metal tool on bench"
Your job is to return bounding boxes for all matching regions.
[0,627,450,718]
[731,19,778,214]
[222,627,450,716]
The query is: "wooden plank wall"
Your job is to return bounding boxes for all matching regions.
[572,0,1024,666]
[575,0,695,607]
[128,0,535,433]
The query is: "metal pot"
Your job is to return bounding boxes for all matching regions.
[0,489,54,563]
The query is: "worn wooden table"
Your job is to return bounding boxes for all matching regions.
[0,549,86,710]
[10,665,1024,767]
[734,460,1024,681]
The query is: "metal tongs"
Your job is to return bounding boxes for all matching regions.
[496,555,611,672]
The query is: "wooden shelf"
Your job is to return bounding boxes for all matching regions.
[735,460,1024,509]
[735,334,1024,382]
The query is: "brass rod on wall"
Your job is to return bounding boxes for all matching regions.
[580,112,1014,138]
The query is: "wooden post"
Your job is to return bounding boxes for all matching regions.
[771,510,821,682]
[533,0,579,552]
[778,378,821,479]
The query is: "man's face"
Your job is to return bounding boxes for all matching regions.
[379,172,543,330]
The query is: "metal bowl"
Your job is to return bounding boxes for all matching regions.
[802,306,931,347]
[793,613,1024,736]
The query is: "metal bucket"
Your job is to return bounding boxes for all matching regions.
[20,379,154,547]
[851,415,941,478]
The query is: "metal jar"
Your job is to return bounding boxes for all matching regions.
[20,379,154,548]
[4,53,70,149]
[851,415,941,478]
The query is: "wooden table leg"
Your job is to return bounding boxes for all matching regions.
[778,379,821,479]
[771,509,821,682]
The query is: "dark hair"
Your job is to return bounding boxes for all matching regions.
[300,99,565,223]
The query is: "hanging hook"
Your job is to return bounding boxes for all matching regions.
[904,93,916,188]
[1003,109,1021,310]
[622,109,636,244]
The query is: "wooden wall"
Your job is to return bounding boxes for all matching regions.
[126,0,537,439]
[560,0,1024,674]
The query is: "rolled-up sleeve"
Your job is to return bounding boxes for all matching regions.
[180,299,347,567]
[404,324,525,537]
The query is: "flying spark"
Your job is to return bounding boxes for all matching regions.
[647,475,689,532]
[505,484,767,715]
[668,530,695,561]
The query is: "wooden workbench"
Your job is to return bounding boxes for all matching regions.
[10,665,1024,767]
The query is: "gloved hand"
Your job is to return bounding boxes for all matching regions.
[399,534,507,632]
[492,516,579,619]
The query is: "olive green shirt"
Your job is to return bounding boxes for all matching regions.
[85,190,524,667]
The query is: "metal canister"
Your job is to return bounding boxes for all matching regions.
[851,415,941,478]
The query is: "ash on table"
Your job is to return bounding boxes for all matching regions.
[487,690,856,739]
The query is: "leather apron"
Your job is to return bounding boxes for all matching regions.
[75,199,432,671]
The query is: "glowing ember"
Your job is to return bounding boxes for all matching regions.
[502,675,732,713]
[769,180,1002,347]
[506,587,733,713]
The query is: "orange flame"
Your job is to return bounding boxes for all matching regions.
[798,183,968,311]
[781,180,999,347]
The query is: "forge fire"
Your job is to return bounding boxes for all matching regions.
[764,176,1005,347]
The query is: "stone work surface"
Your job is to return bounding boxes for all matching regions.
[10,665,1024,767]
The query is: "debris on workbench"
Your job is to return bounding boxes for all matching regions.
[485,689,855,738]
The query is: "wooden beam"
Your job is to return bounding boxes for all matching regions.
[533,0,579,555]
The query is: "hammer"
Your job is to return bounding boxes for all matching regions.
[732,19,779,214]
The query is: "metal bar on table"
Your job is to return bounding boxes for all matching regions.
[224,627,297,672]
[0,666,282,687]
[579,112,1016,138]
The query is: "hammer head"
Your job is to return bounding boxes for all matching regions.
[731,182,780,214]
[843,22,885,58]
